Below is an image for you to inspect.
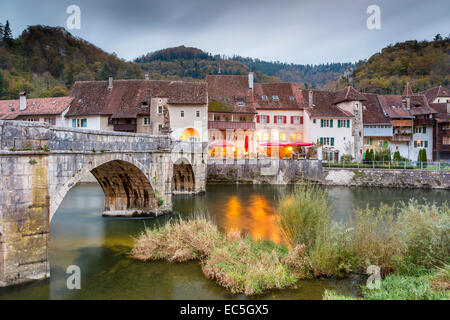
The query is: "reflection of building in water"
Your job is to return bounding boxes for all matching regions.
[248,195,280,243]
[223,193,281,244]
[225,195,242,233]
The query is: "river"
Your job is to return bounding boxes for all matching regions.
[0,183,448,300]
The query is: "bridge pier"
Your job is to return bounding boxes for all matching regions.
[0,121,207,287]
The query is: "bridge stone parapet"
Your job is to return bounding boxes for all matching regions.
[0,120,206,287]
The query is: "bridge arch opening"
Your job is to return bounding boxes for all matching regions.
[90,160,157,216]
[172,158,195,193]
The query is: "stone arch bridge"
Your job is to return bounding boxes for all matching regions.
[0,120,206,287]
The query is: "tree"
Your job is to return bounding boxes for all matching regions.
[3,20,13,46]
[393,151,403,162]
[434,34,443,41]
[0,22,4,42]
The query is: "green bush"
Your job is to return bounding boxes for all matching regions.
[375,147,391,161]
[277,184,332,249]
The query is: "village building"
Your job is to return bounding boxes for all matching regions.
[361,93,393,156]
[253,82,305,158]
[66,78,208,142]
[377,83,437,161]
[0,92,72,126]
[420,86,450,104]
[206,73,257,158]
[302,87,365,162]
[429,102,450,160]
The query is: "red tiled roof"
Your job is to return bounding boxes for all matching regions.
[253,82,305,110]
[419,86,450,103]
[430,103,450,122]
[403,82,413,96]
[67,80,207,118]
[206,74,257,114]
[362,93,391,124]
[301,90,353,118]
[0,96,72,120]
[377,94,436,118]
[333,86,367,104]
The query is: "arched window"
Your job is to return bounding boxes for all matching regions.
[180,128,200,142]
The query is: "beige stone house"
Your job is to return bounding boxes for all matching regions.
[66,77,208,142]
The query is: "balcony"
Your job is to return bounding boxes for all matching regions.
[363,126,393,137]
[414,118,434,126]
[392,134,412,142]
[208,121,255,131]
[113,123,137,132]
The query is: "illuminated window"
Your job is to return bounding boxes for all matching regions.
[290,133,296,141]
[279,133,286,141]
[296,133,302,141]
[263,132,270,141]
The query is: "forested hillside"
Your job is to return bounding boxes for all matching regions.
[0,23,143,99]
[135,46,280,83]
[342,35,450,94]
[231,56,353,88]
[135,46,352,87]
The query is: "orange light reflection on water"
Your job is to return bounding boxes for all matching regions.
[223,193,282,244]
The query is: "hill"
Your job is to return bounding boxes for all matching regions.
[135,46,280,83]
[135,46,352,88]
[0,23,143,99]
[341,35,450,94]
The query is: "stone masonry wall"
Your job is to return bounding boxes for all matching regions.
[207,159,323,184]
[323,168,450,189]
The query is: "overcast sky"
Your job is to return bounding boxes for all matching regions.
[1,0,449,64]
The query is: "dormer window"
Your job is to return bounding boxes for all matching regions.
[237,99,245,106]
[362,105,367,110]
[262,95,268,101]
[272,96,279,101]
[142,101,148,107]
[289,96,295,101]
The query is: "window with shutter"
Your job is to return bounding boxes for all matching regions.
[414,141,417,148]
[338,120,341,128]
[423,127,426,134]
[331,137,334,146]
[82,119,87,127]
[300,116,303,124]
[330,119,333,128]
[320,137,324,145]
[425,141,428,148]
[321,119,324,127]
[257,115,260,123]
[72,119,76,128]
[347,120,350,128]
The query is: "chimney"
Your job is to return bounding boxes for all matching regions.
[108,76,113,89]
[248,72,254,90]
[308,90,313,107]
[447,103,450,114]
[19,91,27,111]
[406,96,411,109]
[145,73,149,80]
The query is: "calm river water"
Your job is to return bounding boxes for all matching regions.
[1,183,449,300]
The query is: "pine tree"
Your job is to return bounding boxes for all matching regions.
[0,22,4,42]
[3,20,13,46]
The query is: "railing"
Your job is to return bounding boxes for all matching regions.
[113,123,137,132]
[391,134,412,142]
[323,160,450,171]
[208,121,255,130]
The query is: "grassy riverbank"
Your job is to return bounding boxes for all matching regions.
[131,184,449,298]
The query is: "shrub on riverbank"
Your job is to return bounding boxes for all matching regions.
[131,215,303,295]
[131,214,223,262]
[325,264,450,300]
[278,185,449,277]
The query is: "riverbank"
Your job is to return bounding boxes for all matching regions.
[206,160,450,189]
[131,185,450,298]
[323,168,450,189]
